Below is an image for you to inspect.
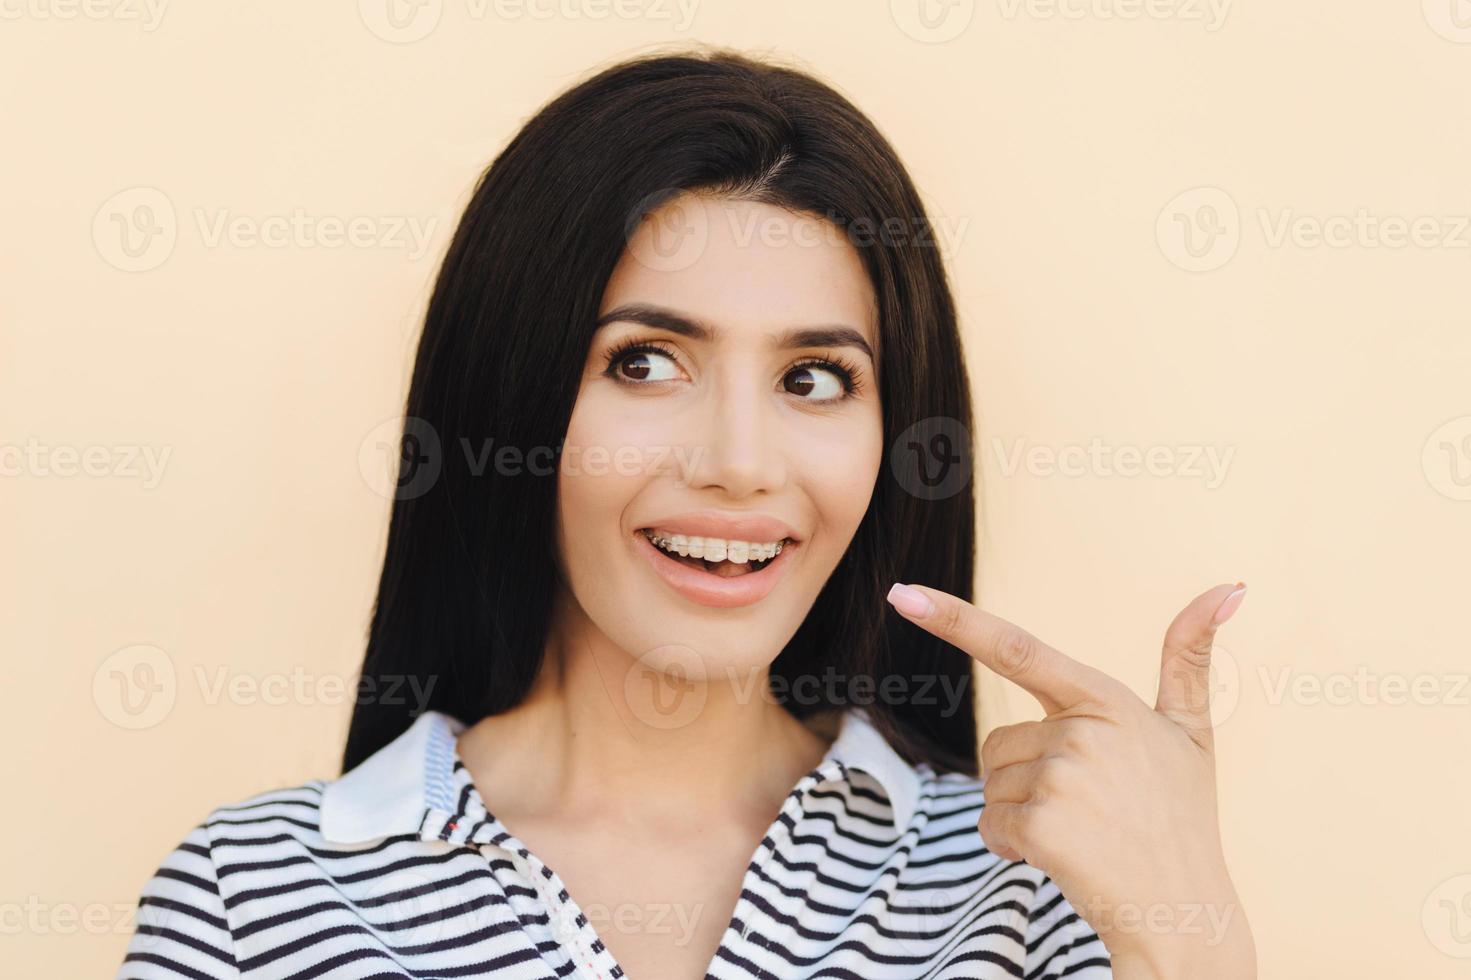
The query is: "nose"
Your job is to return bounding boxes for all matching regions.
[680,371,789,499]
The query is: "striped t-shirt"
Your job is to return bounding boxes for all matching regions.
[116,706,1111,978]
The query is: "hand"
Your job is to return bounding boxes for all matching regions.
[885,580,1257,980]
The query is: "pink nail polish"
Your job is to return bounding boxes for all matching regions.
[1212,583,1247,625]
[887,583,933,618]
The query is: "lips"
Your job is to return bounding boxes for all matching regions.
[632,525,799,608]
[633,510,801,546]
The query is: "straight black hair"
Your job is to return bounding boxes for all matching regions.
[344,46,979,776]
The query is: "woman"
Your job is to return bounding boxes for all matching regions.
[117,48,1254,979]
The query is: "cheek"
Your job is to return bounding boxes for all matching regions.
[557,405,625,540]
[555,389,672,562]
[796,413,884,535]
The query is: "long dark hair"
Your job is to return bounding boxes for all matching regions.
[344,46,979,777]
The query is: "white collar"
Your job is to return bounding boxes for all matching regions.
[320,706,922,844]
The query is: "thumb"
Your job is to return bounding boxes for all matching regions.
[1154,581,1247,744]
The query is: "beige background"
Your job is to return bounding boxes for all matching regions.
[3,1,1469,976]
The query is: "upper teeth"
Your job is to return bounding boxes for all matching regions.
[642,528,787,564]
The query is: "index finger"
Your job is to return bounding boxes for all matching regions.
[886,582,1110,714]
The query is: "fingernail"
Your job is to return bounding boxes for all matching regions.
[1212,582,1247,625]
[887,583,933,618]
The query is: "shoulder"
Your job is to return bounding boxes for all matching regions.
[150,779,334,887]
[196,779,333,851]
[137,778,337,902]
[116,780,338,979]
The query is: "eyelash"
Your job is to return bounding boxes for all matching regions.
[601,337,866,401]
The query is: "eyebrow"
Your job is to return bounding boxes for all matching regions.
[594,303,876,362]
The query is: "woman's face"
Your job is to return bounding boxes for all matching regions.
[554,192,884,683]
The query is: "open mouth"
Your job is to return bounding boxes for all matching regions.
[638,527,792,579]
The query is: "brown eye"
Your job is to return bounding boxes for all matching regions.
[608,345,680,384]
[620,352,653,381]
[783,364,847,402]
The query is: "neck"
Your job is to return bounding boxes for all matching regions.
[454,586,835,833]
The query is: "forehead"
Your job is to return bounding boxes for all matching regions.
[601,194,879,352]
